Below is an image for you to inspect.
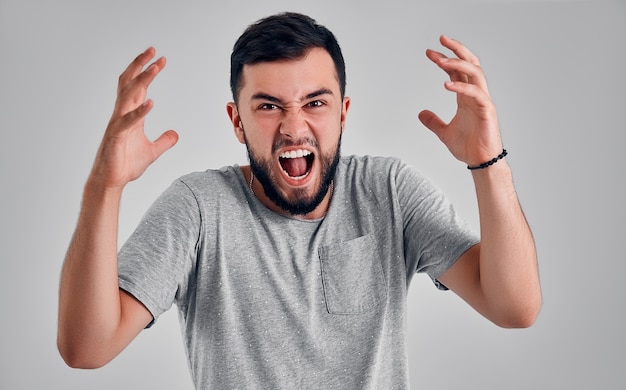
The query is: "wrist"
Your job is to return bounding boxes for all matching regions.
[467,149,507,170]
[470,158,514,190]
[83,176,124,203]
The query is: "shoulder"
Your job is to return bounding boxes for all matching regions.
[339,155,427,185]
[178,165,240,186]
[336,156,444,213]
[151,166,245,211]
[340,155,403,169]
[173,165,244,196]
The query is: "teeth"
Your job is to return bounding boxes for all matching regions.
[279,149,311,159]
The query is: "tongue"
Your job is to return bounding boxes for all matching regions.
[281,157,308,177]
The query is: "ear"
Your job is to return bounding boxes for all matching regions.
[340,96,351,133]
[226,102,246,144]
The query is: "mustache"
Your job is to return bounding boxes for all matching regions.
[271,136,320,154]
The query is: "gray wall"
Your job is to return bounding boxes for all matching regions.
[1,0,624,388]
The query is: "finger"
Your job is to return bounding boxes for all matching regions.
[131,56,167,93]
[118,47,157,90]
[437,57,489,92]
[439,35,481,67]
[111,98,154,133]
[425,48,448,65]
[425,49,473,84]
[114,57,166,115]
[151,129,179,159]
[120,56,166,96]
[418,109,447,139]
[444,81,492,107]
[425,49,464,84]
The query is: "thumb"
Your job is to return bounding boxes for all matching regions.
[418,110,447,139]
[152,129,179,159]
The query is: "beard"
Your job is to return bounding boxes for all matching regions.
[246,134,341,216]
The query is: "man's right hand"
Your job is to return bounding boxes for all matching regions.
[58,48,176,368]
[90,47,178,190]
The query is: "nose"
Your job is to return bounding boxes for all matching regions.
[279,108,308,139]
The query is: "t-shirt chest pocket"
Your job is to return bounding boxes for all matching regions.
[318,234,387,315]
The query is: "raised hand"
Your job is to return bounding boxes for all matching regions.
[89,47,178,190]
[418,35,503,167]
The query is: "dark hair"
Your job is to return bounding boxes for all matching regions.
[230,12,346,103]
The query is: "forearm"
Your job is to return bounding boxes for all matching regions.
[57,180,126,367]
[472,161,541,327]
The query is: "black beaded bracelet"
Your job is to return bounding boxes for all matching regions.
[467,149,508,170]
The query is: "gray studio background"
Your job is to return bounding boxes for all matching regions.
[1,0,624,389]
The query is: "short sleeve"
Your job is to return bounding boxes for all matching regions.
[118,179,202,326]
[396,162,479,289]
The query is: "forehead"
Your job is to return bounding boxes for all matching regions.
[239,48,340,101]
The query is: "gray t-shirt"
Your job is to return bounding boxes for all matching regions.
[118,155,479,389]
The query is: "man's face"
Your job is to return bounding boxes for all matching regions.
[228,48,350,216]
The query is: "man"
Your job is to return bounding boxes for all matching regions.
[58,12,541,389]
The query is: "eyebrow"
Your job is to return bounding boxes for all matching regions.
[250,88,334,104]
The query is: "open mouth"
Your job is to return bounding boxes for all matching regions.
[278,149,314,179]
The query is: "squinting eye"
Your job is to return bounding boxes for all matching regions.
[260,103,279,110]
[307,100,324,108]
